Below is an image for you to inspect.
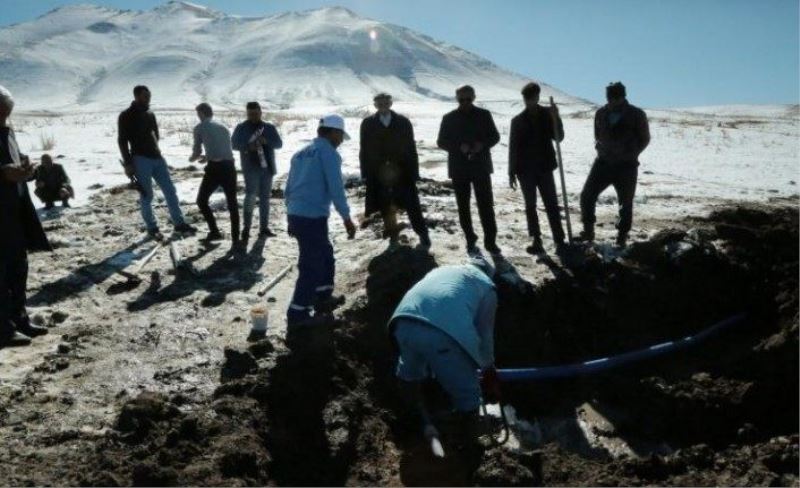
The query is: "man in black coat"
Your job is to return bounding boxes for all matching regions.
[0,85,51,347]
[34,154,74,209]
[359,93,430,249]
[509,82,566,255]
[579,82,650,247]
[437,85,502,255]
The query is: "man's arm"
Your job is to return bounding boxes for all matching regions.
[475,288,497,368]
[358,119,369,179]
[508,118,519,177]
[152,113,160,142]
[436,115,455,153]
[550,108,565,143]
[231,124,247,152]
[321,147,351,221]
[637,109,651,155]
[263,124,282,150]
[189,124,203,161]
[405,118,420,181]
[484,111,501,149]
[117,113,132,163]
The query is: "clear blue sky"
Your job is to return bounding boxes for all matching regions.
[3,0,798,107]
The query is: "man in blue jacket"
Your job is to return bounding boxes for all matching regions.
[284,115,356,329]
[231,102,283,245]
[388,257,501,443]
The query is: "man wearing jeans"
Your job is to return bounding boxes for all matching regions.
[231,102,283,245]
[437,85,502,256]
[284,115,356,329]
[190,103,240,248]
[118,85,195,241]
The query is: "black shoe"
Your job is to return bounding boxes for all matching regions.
[62,200,71,208]
[315,295,345,314]
[526,238,545,255]
[174,223,198,235]
[466,239,479,255]
[555,241,569,256]
[17,323,48,337]
[44,202,55,210]
[576,229,595,242]
[485,242,502,256]
[616,232,629,248]
[418,235,432,250]
[202,230,223,242]
[0,330,32,347]
[147,228,164,241]
[259,229,277,238]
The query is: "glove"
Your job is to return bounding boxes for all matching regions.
[480,366,502,404]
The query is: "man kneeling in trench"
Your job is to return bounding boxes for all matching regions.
[388,256,502,447]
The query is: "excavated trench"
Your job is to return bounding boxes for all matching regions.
[77,203,798,486]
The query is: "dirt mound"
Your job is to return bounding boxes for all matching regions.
[66,204,797,486]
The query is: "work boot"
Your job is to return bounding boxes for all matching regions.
[526,237,545,255]
[466,237,479,255]
[315,295,345,315]
[202,230,223,243]
[485,242,502,256]
[174,223,198,235]
[615,231,629,248]
[147,227,164,242]
[0,330,32,347]
[44,201,55,210]
[17,323,48,338]
[259,229,277,238]
[62,199,70,208]
[576,228,595,243]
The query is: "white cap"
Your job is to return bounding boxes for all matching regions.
[319,114,350,140]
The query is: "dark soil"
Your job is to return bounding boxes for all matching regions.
[5,199,799,486]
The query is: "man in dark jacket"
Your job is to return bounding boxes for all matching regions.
[118,85,196,241]
[33,154,73,209]
[437,85,502,255]
[508,82,566,255]
[359,93,430,249]
[0,85,51,347]
[231,102,283,245]
[579,82,650,247]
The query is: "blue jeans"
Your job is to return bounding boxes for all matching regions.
[286,215,334,324]
[394,318,481,412]
[133,156,185,231]
[242,163,273,232]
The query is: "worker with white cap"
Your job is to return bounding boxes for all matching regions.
[387,256,502,445]
[284,115,357,329]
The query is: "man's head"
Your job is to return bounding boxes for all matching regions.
[0,85,14,126]
[133,85,151,107]
[246,102,262,123]
[521,82,541,109]
[373,93,393,115]
[196,102,213,121]
[456,85,476,110]
[317,114,350,148]
[606,82,627,107]
[41,154,53,167]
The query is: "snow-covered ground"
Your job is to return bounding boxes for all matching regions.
[10,101,799,224]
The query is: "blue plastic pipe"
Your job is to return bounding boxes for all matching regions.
[496,313,747,383]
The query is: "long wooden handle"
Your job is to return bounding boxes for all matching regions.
[550,96,573,243]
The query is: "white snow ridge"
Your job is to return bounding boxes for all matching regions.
[0,1,583,112]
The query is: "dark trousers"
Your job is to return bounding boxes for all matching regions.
[518,170,565,243]
[580,159,638,234]
[287,215,334,323]
[452,173,498,247]
[196,160,240,240]
[35,186,71,206]
[380,185,429,240]
[0,247,29,335]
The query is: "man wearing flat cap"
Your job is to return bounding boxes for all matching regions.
[359,93,431,250]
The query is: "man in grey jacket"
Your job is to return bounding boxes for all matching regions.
[190,103,240,247]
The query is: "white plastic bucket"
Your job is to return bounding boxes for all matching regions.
[250,306,269,333]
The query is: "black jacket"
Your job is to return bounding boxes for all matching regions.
[34,163,70,191]
[508,106,564,176]
[118,102,162,162]
[0,127,51,254]
[594,101,650,165]
[359,111,419,215]
[437,106,500,179]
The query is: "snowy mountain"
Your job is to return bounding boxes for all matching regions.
[0,1,586,112]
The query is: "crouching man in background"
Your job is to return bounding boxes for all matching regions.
[388,257,502,448]
[34,154,73,209]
